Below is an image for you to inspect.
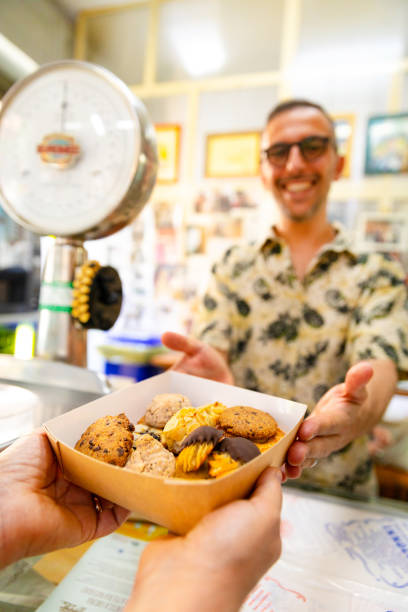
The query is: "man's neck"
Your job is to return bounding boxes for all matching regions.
[275,213,334,250]
[275,213,335,280]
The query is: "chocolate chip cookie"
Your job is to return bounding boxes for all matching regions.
[218,405,277,442]
[74,412,134,467]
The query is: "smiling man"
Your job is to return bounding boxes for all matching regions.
[162,99,408,496]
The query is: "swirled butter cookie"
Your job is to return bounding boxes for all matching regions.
[161,402,226,453]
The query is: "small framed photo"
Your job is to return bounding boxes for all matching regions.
[333,113,355,178]
[205,131,261,178]
[155,124,181,183]
[185,225,206,256]
[365,113,408,175]
[209,217,243,240]
[355,212,408,252]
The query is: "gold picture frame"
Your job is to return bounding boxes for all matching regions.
[205,131,261,178]
[185,224,206,256]
[155,124,181,184]
[333,113,355,179]
[355,212,408,252]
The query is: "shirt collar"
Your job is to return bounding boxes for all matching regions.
[259,221,357,262]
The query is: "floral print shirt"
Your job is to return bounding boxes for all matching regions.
[193,223,408,496]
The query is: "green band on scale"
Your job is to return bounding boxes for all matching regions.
[39,305,72,312]
[41,281,74,288]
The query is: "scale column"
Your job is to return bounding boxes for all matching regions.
[37,238,87,366]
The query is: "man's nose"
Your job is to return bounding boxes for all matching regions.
[285,144,306,172]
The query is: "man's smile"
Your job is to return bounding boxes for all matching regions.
[277,176,320,202]
[278,176,318,191]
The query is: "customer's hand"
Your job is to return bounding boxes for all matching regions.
[162,331,234,385]
[0,430,129,569]
[285,361,374,478]
[126,467,282,612]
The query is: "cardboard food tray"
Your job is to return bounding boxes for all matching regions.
[44,371,306,535]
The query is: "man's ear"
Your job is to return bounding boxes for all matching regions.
[334,155,345,180]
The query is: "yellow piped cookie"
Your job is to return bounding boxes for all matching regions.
[162,402,226,453]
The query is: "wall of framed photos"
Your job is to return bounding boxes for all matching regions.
[75,0,408,335]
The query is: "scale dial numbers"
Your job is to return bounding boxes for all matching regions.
[0,62,142,237]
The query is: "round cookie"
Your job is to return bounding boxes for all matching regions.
[218,405,277,442]
[145,393,192,428]
[74,412,134,466]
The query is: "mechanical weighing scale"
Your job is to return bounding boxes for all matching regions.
[0,60,158,447]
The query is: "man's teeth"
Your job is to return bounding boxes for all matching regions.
[285,182,312,192]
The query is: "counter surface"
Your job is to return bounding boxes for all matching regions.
[1,485,408,612]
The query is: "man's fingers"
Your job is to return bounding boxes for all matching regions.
[288,434,346,465]
[286,440,308,466]
[161,332,201,357]
[284,463,302,479]
[344,361,373,401]
[298,403,357,440]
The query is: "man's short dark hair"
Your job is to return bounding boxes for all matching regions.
[266,99,337,149]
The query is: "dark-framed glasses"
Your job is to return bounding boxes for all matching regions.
[262,136,332,167]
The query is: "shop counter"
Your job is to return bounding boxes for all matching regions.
[1,485,408,611]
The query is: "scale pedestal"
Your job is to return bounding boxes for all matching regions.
[37,239,88,366]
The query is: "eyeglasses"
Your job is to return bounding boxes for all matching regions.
[262,136,333,168]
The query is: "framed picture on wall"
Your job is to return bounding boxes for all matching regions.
[333,113,355,178]
[155,124,181,183]
[365,113,408,175]
[355,212,408,252]
[185,225,206,256]
[205,131,261,178]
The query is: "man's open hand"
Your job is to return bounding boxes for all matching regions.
[162,331,234,385]
[285,361,374,478]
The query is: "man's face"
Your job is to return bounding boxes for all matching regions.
[260,107,344,222]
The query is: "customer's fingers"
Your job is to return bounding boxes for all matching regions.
[250,467,282,514]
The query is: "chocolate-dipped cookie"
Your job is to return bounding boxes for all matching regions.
[177,426,225,473]
[180,426,224,450]
[208,436,260,478]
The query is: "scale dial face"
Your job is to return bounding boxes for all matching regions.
[0,61,155,238]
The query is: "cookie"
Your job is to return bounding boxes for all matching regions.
[133,423,163,443]
[126,434,176,477]
[161,402,226,453]
[145,393,192,428]
[208,437,260,478]
[255,427,285,453]
[218,405,277,442]
[74,413,134,467]
[177,426,224,473]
